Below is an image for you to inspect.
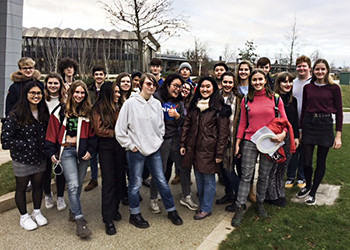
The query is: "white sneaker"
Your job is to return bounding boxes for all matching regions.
[20,214,38,231]
[57,197,67,211]
[31,211,48,226]
[180,195,198,211]
[45,192,55,209]
[149,199,161,214]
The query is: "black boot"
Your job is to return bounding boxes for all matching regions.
[231,205,244,227]
[167,210,183,225]
[216,192,235,205]
[105,221,116,235]
[256,202,267,218]
[129,213,149,228]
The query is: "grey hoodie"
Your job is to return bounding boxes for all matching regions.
[115,92,165,156]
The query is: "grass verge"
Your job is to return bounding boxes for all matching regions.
[220,124,350,249]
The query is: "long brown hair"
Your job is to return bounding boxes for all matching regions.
[44,72,66,103]
[311,59,335,85]
[65,80,92,118]
[247,69,273,102]
[115,72,132,105]
[92,82,118,130]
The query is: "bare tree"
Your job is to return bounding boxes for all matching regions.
[182,38,211,76]
[222,44,236,63]
[100,0,188,71]
[285,16,299,70]
[237,40,258,63]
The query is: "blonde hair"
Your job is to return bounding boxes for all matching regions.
[18,57,35,69]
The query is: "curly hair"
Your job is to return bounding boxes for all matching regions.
[58,57,78,78]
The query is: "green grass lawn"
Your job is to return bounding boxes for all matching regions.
[341,85,350,108]
[220,124,350,249]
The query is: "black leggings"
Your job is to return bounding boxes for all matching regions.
[15,172,44,215]
[303,144,330,197]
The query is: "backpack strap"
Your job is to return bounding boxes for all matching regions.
[244,95,250,128]
[274,93,280,118]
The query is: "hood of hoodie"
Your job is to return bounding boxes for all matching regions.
[10,70,41,83]
[131,91,156,105]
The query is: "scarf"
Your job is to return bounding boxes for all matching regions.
[197,98,210,112]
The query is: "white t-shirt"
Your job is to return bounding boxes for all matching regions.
[293,77,311,120]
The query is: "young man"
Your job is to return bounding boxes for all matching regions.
[150,58,164,85]
[178,62,195,87]
[84,66,108,192]
[213,62,228,89]
[285,55,312,189]
[5,57,42,116]
[58,57,78,90]
[257,57,275,90]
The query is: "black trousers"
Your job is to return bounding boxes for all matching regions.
[98,137,125,223]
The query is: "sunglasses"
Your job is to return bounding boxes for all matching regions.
[21,67,34,70]
[145,82,156,88]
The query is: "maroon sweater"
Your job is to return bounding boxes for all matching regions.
[300,82,343,131]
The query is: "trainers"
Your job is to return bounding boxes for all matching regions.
[256,202,267,218]
[297,180,306,188]
[285,180,294,188]
[305,195,316,205]
[20,214,37,231]
[180,195,198,211]
[149,199,161,214]
[57,197,67,211]
[231,206,244,227]
[84,179,98,192]
[76,218,91,238]
[31,211,48,226]
[297,187,310,198]
[45,192,55,209]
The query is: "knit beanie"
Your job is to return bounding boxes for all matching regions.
[178,62,192,73]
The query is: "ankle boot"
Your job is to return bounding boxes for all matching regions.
[248,184,257,203]
[231,205,244,227]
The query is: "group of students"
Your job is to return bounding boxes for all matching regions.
[1,54,342,238]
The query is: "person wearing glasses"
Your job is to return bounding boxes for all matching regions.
[151,73,198,213]
[116,73,183,229]
[2,81,50,231]
[5,57,42,116]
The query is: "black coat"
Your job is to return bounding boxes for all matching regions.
[1,115,47,165]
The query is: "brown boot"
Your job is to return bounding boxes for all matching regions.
[84,180,98,192]
[248,184,256,203]
[171,175,180,185]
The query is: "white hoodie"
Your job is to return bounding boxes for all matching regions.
[115,92,165,156]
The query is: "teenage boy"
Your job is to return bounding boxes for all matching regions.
[213,62,228,89]
[257,57,274,90]
[178,62,195,87]
[150,58,164,85]
[5,57,42,116]
[84,66,108,192]
[285,55,312,189]
[58,57,78,90]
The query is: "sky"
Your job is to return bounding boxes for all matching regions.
[23,0,350,67]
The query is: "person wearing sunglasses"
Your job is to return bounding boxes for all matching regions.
[2,81,50,231]
[116,73,183,228]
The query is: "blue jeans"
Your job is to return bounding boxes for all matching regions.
[286,145,305,181]
[126,149,176,215]
[194,170,216,213]
[90,152,98,180]
[61,147,89,220]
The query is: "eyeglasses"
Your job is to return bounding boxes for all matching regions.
[28,91,42,97]
[145,82,156,88]
[170,83,183,89]
[222,80,234,84]
[21,67,34,70]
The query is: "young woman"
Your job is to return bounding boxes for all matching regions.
[297,59,342,205]
[2,81,50,230]
[265,72,299,207]
[236,61,253,96]
[216,72,242,211]
[42,73,67,211]
[45,80,96,238]
[92,82,124,235]
[151,73,198,213]
[231,69,288,227]
[116,73,183,228]
[180,76,230,220]
[181,82,194,116]
[131,71,142,92]
[116,72,132,105]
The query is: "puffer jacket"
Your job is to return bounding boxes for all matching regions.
[180,100,231,174]
[1,115,47,165]
[5,70,42,116]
